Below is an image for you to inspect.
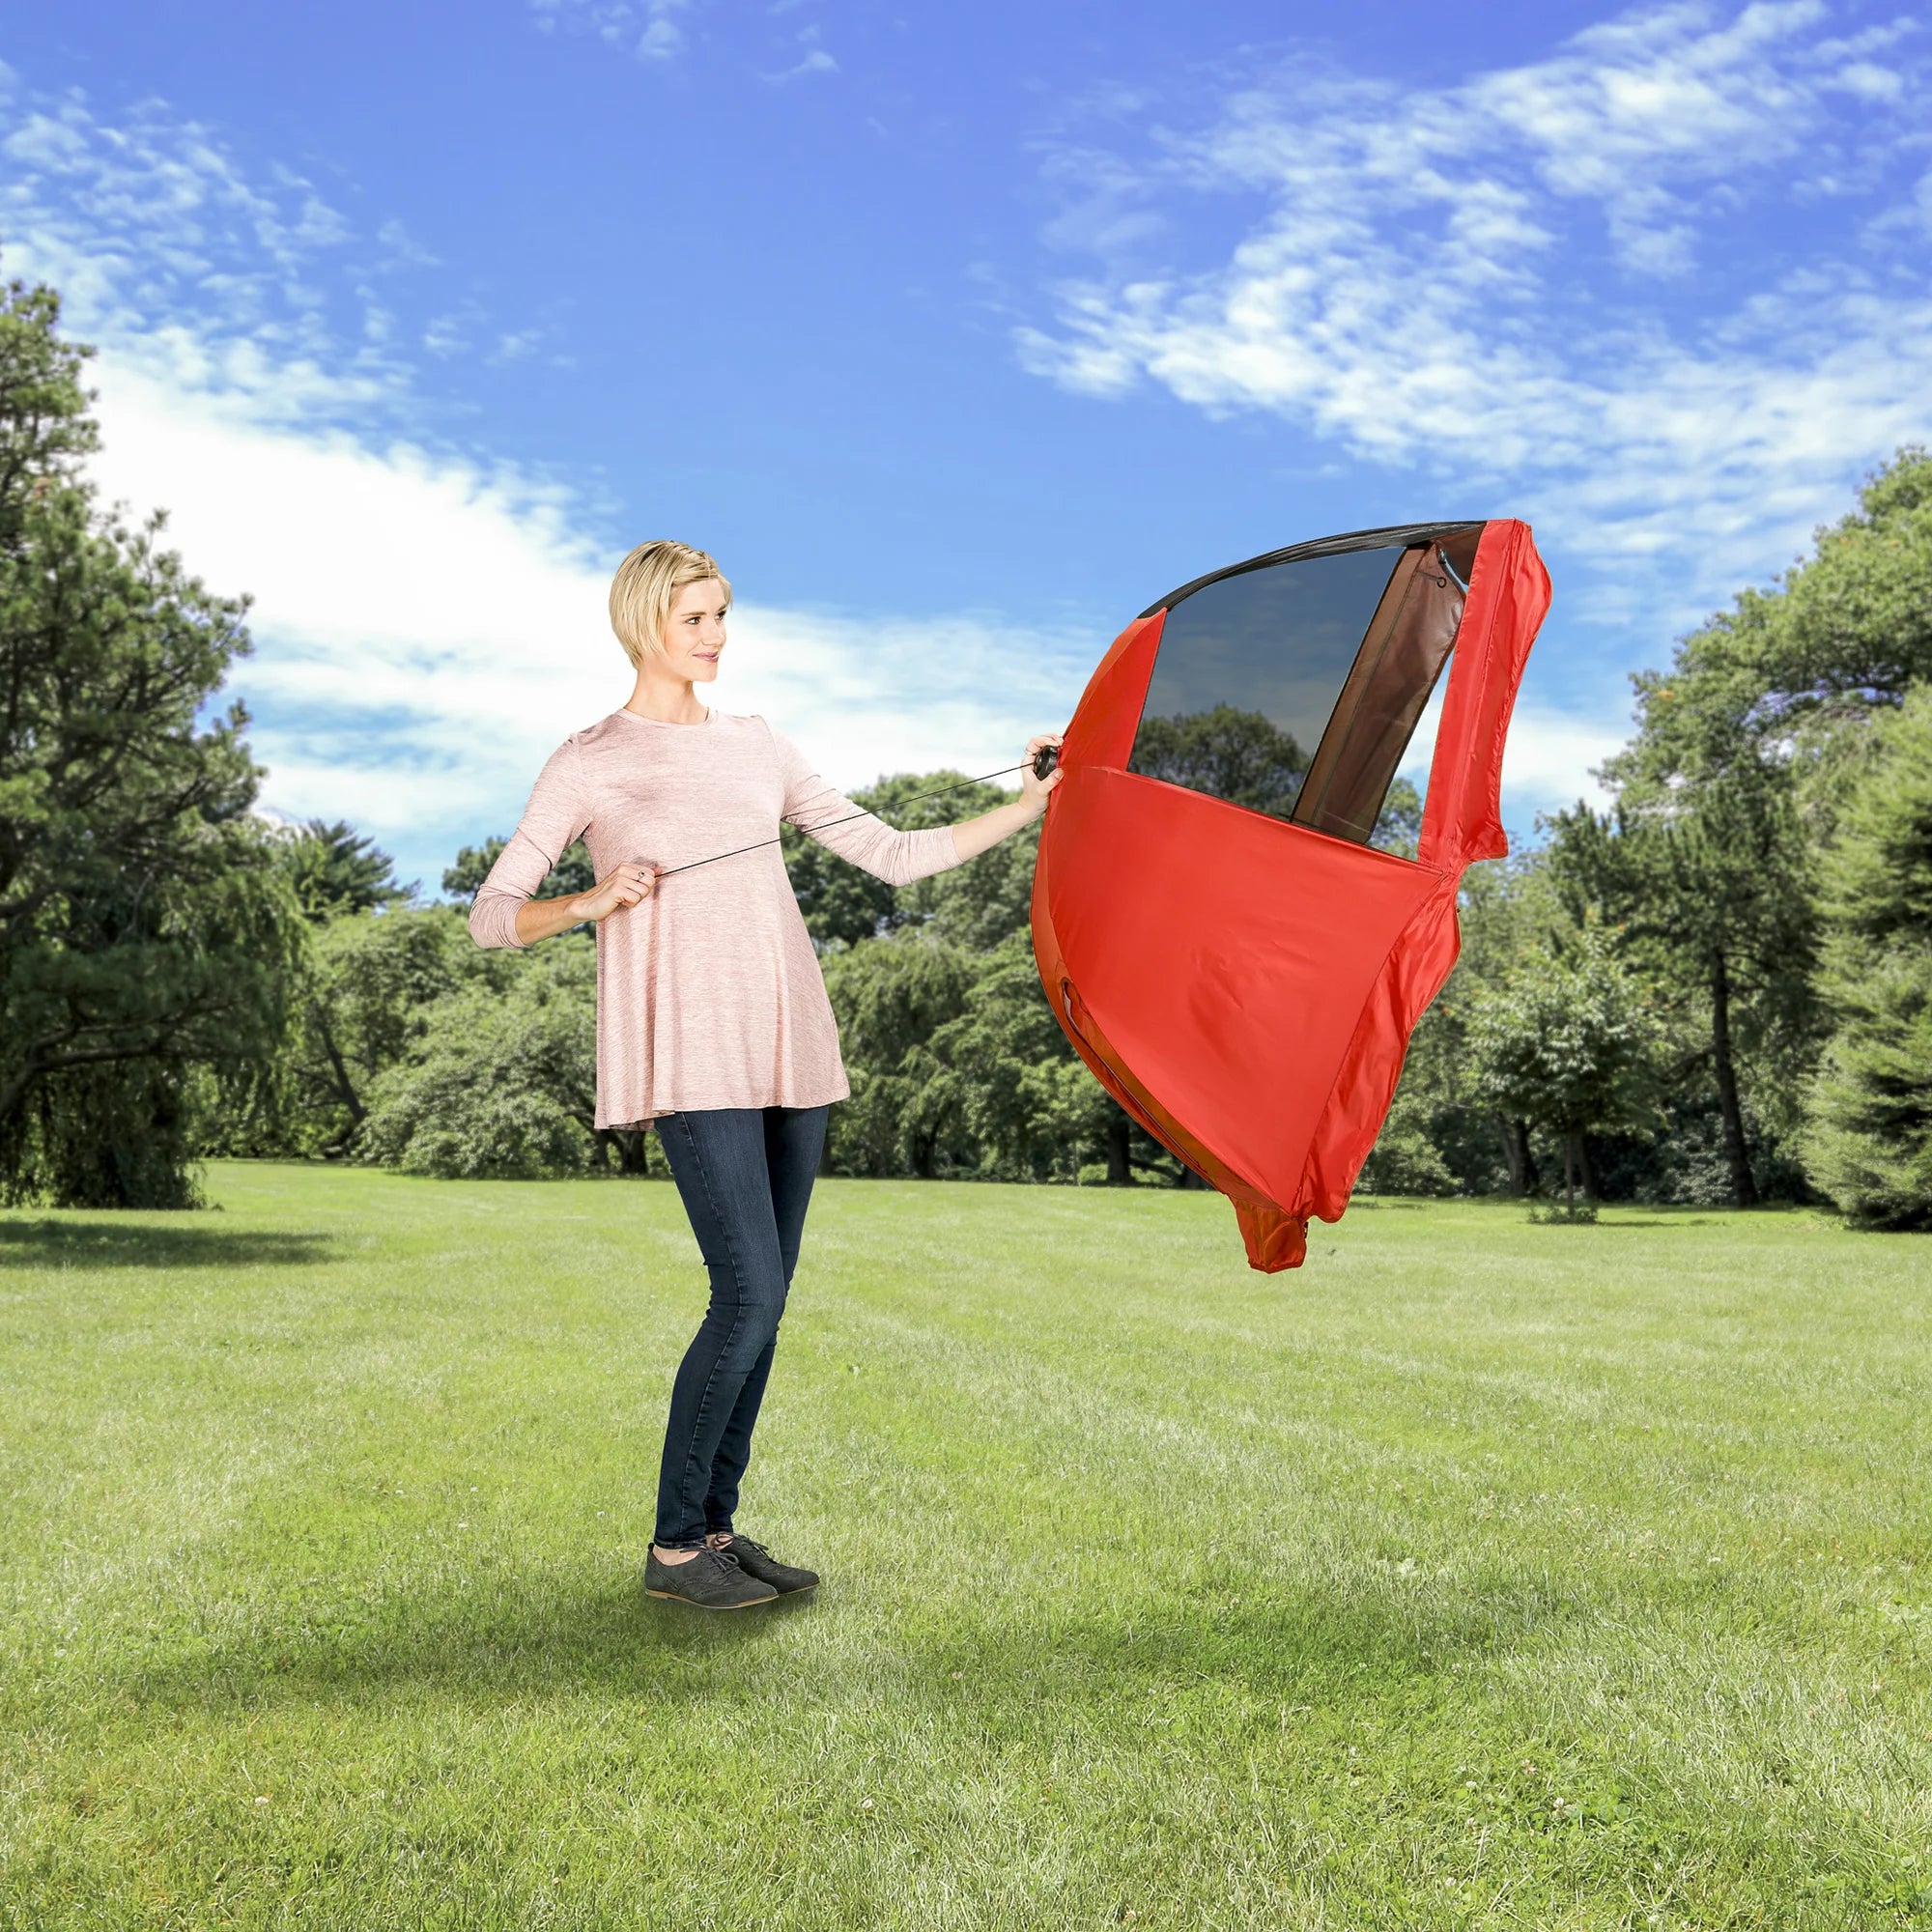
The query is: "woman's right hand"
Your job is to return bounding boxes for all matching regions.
[572,862,660,923]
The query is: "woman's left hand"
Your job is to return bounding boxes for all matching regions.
[1019,732,1065,817]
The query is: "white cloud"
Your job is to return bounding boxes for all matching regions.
[1018,3,1932,619]
[766,47,838,82]
[637,16,685,61]
[73,360,1085,888]
[1492,706,1626,816]
[530,0,696,62]
[1,59,1617,890]
[0,70,1087,886]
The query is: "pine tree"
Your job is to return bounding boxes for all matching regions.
[285,819,412,921]
[0,278,298,1206]
[1803,691,1932,1226]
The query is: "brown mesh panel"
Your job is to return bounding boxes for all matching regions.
[1291,530,1479,843]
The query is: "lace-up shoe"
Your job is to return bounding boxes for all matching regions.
[715,1533,818,1596]
[644,1545,779,1609]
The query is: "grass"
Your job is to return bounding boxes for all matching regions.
[1,1165,1929,1931]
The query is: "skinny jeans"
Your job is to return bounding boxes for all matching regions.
[652,1103,829,1549]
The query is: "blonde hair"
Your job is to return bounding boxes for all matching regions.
[608,540,732,667]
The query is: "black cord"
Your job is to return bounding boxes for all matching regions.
[654,760,1033,879]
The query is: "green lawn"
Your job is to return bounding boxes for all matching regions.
[2,1167,1929,1930]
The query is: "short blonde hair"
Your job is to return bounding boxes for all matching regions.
[608,540,732,667]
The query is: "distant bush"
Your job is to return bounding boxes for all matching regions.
[1358,1113,1458,1196]
[361,947,597,1179]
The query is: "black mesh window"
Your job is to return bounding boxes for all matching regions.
[1127,529,1479,850]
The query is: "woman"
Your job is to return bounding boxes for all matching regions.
[470,540,1063,1610]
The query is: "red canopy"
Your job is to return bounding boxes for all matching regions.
[1031,519,1551,1270]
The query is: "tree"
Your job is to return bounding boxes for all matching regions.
[781,771,1010,951]
[1357,1084,1458,1196]
[1554,459,1932,1206]
[1548,755,1815,1207]
[1802,690,1932,1226]
[1370,776,1424,858]
[442,836,595,903]
[818,932,978,1176]
[359,944,598,1179]
[1128,706,1306,818]
[1613,448,1932,800]
[902,808,1038,952]
[0,278,298,1206]
[285,819,412,921]
[1370,850,1565,1198]
[923,934,1165,1184]
[1465,928,1661,1214]
[285,906,499,1153]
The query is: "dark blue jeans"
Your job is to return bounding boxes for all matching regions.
[653,1104,829,1549]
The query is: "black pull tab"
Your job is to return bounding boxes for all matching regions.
[1033,743,1061,781]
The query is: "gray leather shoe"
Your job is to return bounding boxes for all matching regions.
[644,1546,779,1609]
[714,1533,819,1596]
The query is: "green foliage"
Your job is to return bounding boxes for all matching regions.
[902,813,1039,952]
[1356,1086,1458,1196]
[1548,755,1817,1206]
[276,906,499,1155]
[819,932,980,1177]
[816,925,1163,1185]
[442,835,596,903]
[360,943,598,1179]
[1369,774,1423,857]
[1467,927,1661,1209]
[284,818,412,921]
[1371,853,1563,1198]
[1616,446,1932,784]
[1803,691,1932,1226]
[1543,463,1932,1208]
[782,771,1010,950]
[1128,704,1306,818]
[0,278,299,1206]
[924,934,1118,1181]
[1127,705,1414,849]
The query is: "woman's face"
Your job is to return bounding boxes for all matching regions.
[658,577,729,681]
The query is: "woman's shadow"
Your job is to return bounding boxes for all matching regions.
[120,1562,819,1715]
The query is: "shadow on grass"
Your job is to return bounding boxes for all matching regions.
[120,1568,813,1712]
[113,1555,1585,1728]
[0,1220,339,1271]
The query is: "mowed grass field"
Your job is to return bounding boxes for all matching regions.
[2,1167,1929,1931]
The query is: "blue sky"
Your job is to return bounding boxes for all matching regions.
[3,0,1928,891]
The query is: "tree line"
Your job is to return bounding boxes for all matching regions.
[6,272,1929,1226]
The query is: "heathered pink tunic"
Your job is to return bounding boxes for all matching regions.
[469,708,964,1126]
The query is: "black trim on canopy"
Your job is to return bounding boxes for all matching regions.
[1140,522,1489,620]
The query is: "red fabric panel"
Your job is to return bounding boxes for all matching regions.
[1418,520,1551,870]
[1294,877,1461,1221]
[1031,844,1310,1266]
[1032,520,1550,1272]
[1045,768,1435,1204]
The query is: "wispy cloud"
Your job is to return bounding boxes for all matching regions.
[529,0,696,63]
[763,22,838,83]
[84,357,1084,870]
[1017,3,1932,623]
[765,47,838,83]
[0,64,1085,886]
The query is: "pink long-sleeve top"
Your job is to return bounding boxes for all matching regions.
[469,708,965,1126]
